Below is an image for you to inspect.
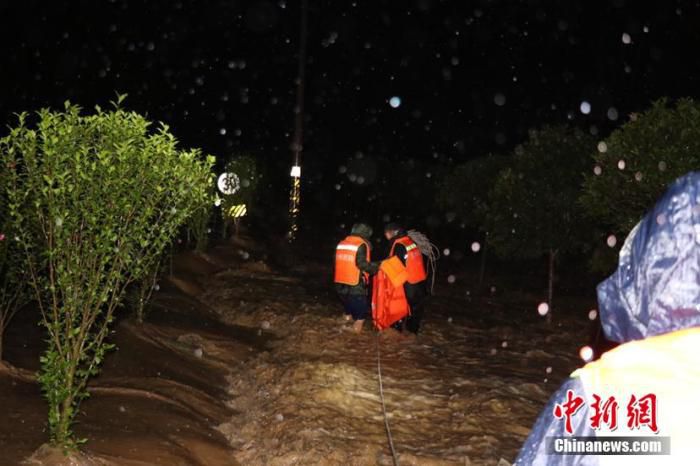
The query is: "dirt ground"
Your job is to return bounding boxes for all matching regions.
[0,238,597,465]
[0,250,263,466]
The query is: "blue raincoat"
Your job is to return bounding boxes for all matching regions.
[515,172,700,465]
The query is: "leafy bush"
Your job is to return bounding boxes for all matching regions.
[1,99,214,449]
[437,154,508,288]
[486,125,596,310]
[437,154,508,229]
[0,164,30,361]
[581,98,700,234]
[187,194,214,253]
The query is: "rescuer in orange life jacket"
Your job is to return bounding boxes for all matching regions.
[334,223,380,333]
[383,223,428,334]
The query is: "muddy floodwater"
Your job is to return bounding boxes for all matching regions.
[0,240,594,465]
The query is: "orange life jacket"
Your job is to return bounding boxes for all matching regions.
[390,236,427,284]
[372,269,410,330]
[334,236,371,286]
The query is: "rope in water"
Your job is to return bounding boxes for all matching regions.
[376,333,399,466]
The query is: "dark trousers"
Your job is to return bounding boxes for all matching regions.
[391,294,426,334]
[405,299,425,333]
[339,293,370,321]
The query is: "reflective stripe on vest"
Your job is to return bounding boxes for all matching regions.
[334,236,370,286]
[390,237,427,284]
[571,327,700,462]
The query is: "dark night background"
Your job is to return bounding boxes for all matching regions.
[1,0,698,238]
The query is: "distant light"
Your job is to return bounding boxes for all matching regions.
[622,33,632,44]
[607,235,617,248]
[290,165,301,178]
[580,101,591,115]
[471,242,481,253]
[579,345,594,362]
[217,172,240,195]
[214,197,222,207]
[588,309,598,320]
[537,302,550,316]
[389,96,402,108]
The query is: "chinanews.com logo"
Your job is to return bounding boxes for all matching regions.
[545,390,671,455]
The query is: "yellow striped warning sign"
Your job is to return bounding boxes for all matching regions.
[228,204,247,218]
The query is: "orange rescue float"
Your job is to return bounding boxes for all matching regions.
[372,258,410,330]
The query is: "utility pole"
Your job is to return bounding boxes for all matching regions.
[288,0,309,242]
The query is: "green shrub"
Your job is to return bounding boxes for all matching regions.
[0,163,30,361]
[486,125,596,311]
[1,99,214,449]
[581,98,700,234]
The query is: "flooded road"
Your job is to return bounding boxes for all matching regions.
[202,248,590,465]
[0,243,592,465]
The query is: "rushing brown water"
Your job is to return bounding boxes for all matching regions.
[0,242,592,465]
[202,250,590,466]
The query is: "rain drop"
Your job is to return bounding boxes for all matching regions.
[447,275,456,284]
[607,107,619,121]
[443,248,451,256]
[580,101,591,115]
[622,33,631,44]
[606,235,617,248]
[658,161,667,172]
[617,160,626,170]
[597,141,607,153]
[471,242,481,253]
[579,345,594,362]
[545,366,552,374]
[389,96,402,108]
[635,172,643,182]
[537,302,550,316]
[588,309,597,320]
[494,93,506,106]
[593,165,602,176]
